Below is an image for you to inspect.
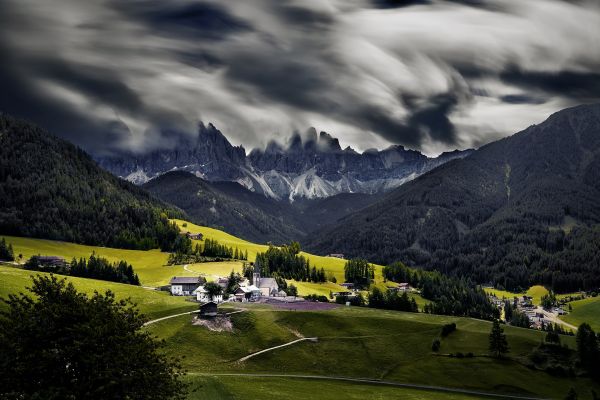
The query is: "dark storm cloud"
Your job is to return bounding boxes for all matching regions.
[501,68,600,103]
[113,1,253,40]
[371,0,503,11]
[0,0,599,156]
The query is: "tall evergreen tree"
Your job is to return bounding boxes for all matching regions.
[489,320,509,358]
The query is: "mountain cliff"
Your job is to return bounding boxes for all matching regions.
[98,125,471,201]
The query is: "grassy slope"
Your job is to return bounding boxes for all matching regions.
[0,267,196,319]
[0,235,184,287]
[175,220,427,301]
[148,304,596,399]
[560,297,600,331]
[2,220,431,301]
[186,376,479,400]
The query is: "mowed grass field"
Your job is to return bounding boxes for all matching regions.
[560,296,600,332]
[148,304,597,399]
[0,266,196,319]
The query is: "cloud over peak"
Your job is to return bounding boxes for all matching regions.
[1,0,599,156]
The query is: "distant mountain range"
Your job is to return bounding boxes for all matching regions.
[305,104,600,292]
[98,125,471,202]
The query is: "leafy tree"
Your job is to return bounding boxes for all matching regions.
[204,281,223,301]
[541,292,557,310]
[225,270,243,294]
[489,320,509,358]
[0,238,14,261]
[0,275,186,399]
[286,283,298,297]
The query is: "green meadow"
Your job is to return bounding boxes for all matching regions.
[0,267,196,319]
[560,296,600,332]
[2,227,599,399]
[147,304,597,399]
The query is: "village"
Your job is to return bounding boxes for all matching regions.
[487,292,572,330]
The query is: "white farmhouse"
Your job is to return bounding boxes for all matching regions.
[169,276,206,296]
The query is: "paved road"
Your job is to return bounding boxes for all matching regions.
[532,306,578,331]
[192,373,548,400]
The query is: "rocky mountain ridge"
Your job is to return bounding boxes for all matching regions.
[98,124,472,201]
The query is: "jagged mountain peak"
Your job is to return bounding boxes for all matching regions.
[98,122,472,201]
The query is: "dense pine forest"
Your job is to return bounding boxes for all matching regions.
[167,238,248,265]
[306,104,600,293]
[383,262,498,319]
[254,242,326,283]
[0,114,184,251]
[24,254,140,285]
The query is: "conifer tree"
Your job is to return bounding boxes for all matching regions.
[489,320,509,358]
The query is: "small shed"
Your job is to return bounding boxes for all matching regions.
[199,301,218,318]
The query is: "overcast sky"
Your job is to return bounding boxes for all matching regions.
[1,0,599,156]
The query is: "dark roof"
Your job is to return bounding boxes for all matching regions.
[170,276,202,285]
[200,302,218,314]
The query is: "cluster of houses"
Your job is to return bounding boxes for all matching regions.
[169,269,285,304]
[489,293,568,329]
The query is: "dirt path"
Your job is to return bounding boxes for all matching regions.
[143,309,244,327]
[192,373,548,400]
[143,310,198,327]
[238,337,318,362]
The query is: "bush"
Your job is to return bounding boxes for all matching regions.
[441,322,457,337]
[305,294,328,302]
[431,339,441,352]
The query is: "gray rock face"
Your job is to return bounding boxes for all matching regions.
[98,125,472,201]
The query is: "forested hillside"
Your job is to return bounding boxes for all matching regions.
[144,171,382,243]
[0,114,183,250]
[143,171,306,244]
[306,104,600,292]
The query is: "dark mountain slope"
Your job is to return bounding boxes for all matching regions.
[144,171,384,243]
[305,104,600,292]
[0,114,182,250]
[143,171,305,244]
